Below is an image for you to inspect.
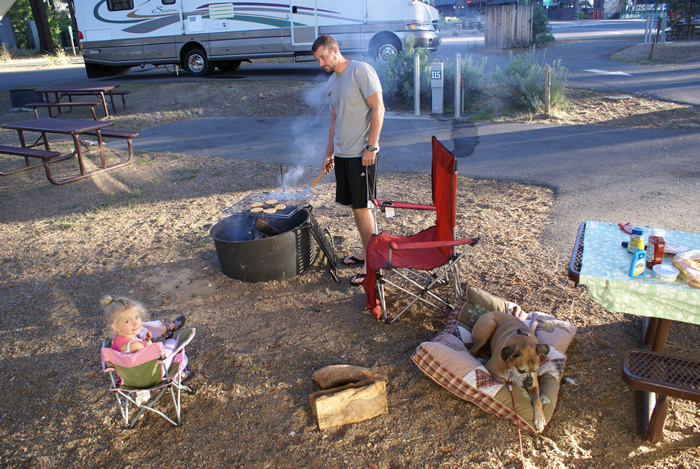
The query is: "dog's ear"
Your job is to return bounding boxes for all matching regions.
[501,345,520,363]
[536,344,550,357]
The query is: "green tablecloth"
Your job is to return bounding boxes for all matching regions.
[579,221,700,325]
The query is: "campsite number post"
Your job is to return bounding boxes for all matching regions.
[431,62,443,114]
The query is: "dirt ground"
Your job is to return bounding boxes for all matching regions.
[0,41,699,468]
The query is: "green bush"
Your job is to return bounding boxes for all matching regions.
[0,43,12,62]
[533,3,555,46]
[373,42,567,116]
[373,39,488,112]
[372,39,431,109]
[8,0,32,49]
[495,48,569,113]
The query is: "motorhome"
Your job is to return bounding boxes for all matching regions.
[74,0,442,77]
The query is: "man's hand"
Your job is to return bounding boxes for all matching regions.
[362,149,376,167]
[323,154,335,174]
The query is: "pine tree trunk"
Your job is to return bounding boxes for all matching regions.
[28,0,55,54]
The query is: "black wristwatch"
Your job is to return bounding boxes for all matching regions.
[365,144,379,152]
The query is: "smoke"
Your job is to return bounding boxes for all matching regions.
[277,83,330,191]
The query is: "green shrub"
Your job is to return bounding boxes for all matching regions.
[8,0,32,49]
[0,43,12,62]
[373,39,488,112]
[533,3,555,46]
[495,48,569,113]
[372,39,431,109]
[439,54,488,112]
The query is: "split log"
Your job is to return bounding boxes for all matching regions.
[254,218,281,236]
[309,365,388,430]
[312,364,387,389]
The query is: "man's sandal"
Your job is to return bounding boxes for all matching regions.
[343,255,365,265]
[163,315,186,339]
[350,273,366,286]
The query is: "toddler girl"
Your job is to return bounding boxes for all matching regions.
[102,295,191,380]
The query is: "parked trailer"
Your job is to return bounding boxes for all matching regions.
[74,0,442,78]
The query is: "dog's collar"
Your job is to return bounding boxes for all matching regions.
[516,329,530,338]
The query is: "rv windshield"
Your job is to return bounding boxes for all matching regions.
[419,0,436,6]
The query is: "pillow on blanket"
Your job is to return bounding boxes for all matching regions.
[411,285,577,433]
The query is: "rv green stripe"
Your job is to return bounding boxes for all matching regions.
[227,15,300,28]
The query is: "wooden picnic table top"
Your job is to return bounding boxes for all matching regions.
[35,84,120,94]
[2,117,114,135]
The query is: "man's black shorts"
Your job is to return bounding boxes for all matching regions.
[334,156,378,209]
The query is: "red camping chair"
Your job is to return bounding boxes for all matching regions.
[362,137,479,323]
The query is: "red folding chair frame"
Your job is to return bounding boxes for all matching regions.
[363,137,479,323]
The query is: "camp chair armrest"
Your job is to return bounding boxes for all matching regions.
[372,199,436,211]
[163,328,196,360]
[389,238,479,251]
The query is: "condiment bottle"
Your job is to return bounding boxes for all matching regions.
[627,227,645,254]
[629,249,646,277]
[646,228,666,270]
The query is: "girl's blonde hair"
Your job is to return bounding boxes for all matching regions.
[101,296,150,334]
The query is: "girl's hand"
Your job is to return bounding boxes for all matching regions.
[144,331,152,342]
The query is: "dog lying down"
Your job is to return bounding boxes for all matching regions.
[469,311,550,432]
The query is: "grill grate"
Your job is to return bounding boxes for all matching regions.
[224,191,314,218]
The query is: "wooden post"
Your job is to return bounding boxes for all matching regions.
[544,63,551,116]
[414,53,420,117]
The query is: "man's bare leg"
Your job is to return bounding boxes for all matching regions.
[352,207,375,276]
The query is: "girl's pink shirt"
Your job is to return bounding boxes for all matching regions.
[111,334,145,353]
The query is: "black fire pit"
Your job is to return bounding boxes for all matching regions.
[210,207,317,282]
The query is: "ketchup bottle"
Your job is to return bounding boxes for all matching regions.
[646,229,666,270]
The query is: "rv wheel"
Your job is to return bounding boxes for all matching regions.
[183,48,212,77]
[370,35,402,62]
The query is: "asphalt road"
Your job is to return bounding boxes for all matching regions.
[120,112,698,255]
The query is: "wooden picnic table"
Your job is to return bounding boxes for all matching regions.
[568,221,700,442]
[1,117,133,185]
[34,83,123,119]
[666,21,700,41]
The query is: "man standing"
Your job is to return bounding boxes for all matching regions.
[312,35,385,286]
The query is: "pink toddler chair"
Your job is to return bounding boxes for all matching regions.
[100,328,195,428]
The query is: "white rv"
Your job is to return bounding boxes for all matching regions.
[74,0,442,77]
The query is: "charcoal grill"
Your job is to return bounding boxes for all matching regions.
[211,192,338,283]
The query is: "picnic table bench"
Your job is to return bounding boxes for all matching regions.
[64,89,130,111]
[34,84,126,119]
[23,101,101,120]
[0,144,64,176]
[0,118,137,185]
[621,350,700,443]
[665,21,699,41]
[80,129,140,159]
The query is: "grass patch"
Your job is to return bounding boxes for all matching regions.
[127,187,142,199]
[172,168,200,181]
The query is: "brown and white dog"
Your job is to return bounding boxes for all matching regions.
[469,311,550,432]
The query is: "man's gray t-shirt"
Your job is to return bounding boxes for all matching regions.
[327,60,382,158]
